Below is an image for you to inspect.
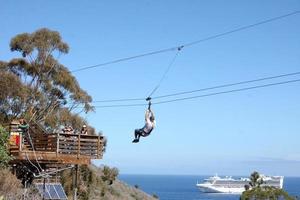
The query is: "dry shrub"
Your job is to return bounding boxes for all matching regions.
[0,169,41,200]
[0,169,23,200]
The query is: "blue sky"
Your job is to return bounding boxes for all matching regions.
[1,0,300,176]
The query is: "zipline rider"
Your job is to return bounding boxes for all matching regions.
[132,99,156,143]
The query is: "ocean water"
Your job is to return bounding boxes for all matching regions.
[119,175,300,200]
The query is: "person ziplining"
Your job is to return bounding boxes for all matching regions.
[132,48,182,143]
[132,98,156,143]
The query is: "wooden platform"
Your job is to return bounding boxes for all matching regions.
[9,123,105,165]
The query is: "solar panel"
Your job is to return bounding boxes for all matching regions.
[35,183,68,200]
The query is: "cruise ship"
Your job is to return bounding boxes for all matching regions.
[196,174,284,193]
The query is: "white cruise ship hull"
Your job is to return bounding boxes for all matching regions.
[197,183,245,193]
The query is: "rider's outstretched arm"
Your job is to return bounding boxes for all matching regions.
[145,109,150,120]
[150,110,155,120]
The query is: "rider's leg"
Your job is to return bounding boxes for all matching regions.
[133,129,142,143]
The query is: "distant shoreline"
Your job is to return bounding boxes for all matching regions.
[120,174,300,178]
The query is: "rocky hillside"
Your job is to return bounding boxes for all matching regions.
[102,178,157,200]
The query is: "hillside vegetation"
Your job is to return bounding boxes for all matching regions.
[0,166,157,200]
[61,165,157,200]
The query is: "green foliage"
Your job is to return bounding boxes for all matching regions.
[61,165,155,200]
[0,70,29,123]
[60,168,73,196]
[101,165,119,185]
[1,28,93,130]
[249,171,264,188]
[0,126,12,168]
[241,186,295,200]
[152,193,159,199]
[241,172,296,200]
[61,165,118,200]
[80,165,93,185]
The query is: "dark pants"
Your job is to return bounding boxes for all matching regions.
[134,128,151,141]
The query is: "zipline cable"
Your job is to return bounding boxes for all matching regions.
[91,103,147,108]
[34,165,74,178]
[151,71,300,100]
[26,129,44,173]
[25,151,42,174]
[72,47,178,72]
[147,46,183,98]
[154,78,300,105]
[182,10,300,48]
[90,78,300,108]
[91,71,300,103]
[72,10,299,73]
[93,97,145,103]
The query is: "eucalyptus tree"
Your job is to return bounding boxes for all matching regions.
[0,28,93,130]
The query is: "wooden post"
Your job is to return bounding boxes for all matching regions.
[73,164,78,200]
[97,136,100,159]
[43,177,46,200]
[56,133,59,157]
[77,134,80,159]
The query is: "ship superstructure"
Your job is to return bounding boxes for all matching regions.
[196,174,283,193]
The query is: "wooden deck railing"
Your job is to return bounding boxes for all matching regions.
[57,133,104,159]
[9,124,105,164]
